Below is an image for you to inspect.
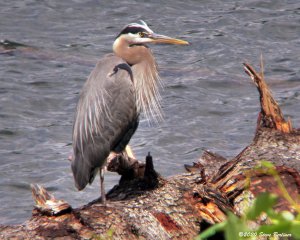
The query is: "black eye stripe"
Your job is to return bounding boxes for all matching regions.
[121,27,146,35]
[116,26,149,39]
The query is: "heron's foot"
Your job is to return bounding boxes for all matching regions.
[106,151,118,166]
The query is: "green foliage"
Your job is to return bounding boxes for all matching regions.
[246,192,277,220]
[195,222,226,240]
[196,161,300,240]
[256,210,300,239]
[224,212,248,240]
[92,228,115,240]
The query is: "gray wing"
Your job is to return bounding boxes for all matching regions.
[72,54,139,190]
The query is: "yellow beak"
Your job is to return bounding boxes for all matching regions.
[149,33,189,45]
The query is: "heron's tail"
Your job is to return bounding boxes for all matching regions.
[71,143,109,190]
[71,154,95,191]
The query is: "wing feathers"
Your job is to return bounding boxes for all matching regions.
[72,55,138,190]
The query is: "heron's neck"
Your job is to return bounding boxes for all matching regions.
[132,52,162,121]
[113,37,146,65]
[113,38,162,121]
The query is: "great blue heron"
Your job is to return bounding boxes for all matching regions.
[71,20,188,203]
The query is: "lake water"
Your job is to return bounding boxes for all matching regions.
[0,0,299,225]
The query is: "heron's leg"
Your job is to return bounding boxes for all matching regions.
[100,168,106,204]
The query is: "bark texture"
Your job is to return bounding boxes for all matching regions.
[0,63,299,240]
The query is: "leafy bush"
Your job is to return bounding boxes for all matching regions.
[196,161,300,240]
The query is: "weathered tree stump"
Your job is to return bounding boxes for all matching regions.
[0,62,299,240]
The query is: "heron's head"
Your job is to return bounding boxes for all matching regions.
[114,20,189,46]
[112,21,188,120]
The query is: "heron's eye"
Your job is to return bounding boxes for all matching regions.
[139,32,145,38]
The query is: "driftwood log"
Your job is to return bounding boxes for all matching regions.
[0,62,299,239]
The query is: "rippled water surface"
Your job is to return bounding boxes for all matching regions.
[1,0,300,224]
